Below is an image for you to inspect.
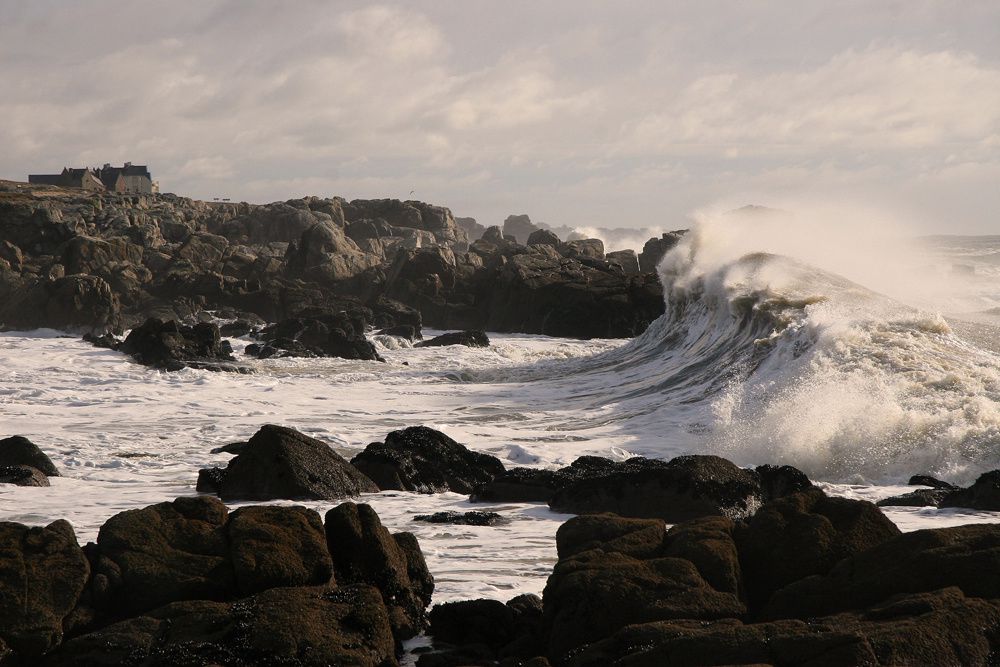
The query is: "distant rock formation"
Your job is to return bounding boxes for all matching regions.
[502,214,541,244]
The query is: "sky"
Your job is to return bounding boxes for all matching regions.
[1,1,998,233]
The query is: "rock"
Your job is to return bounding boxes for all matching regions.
[0,520,89,658]
[456,216,486,242]
[413,511,509,526]
[549,455,762,523]
[662,516,743,597]
[44,584,396,667]
[415,330,490,348]
[378,324,419,341]
[0,435,59,476]
[556,513,667,561]
[195,466,225,493]
[764,523,1000,620]
[908,474,958,490]
[248,314,385,362]
[0,464,49,486]
[558,239,604,260]
[502,214,541,244]
[82,332,119,349]
[737,489,901,612]
[939,469,1000,510]
[118,318,234,370]
[351,426,506,494]
[226,505,333,595]
[429,599,515,650]
[210,424,378,501]
[877,488,951,508]
[526,229,561,247]
[471,457,619,503]
[92,496,234,617]
[565,589,1000,667]
[638,230,685,273]
[606,249,640,274]
[543,530,745,656]
[754,463,812,501]
[0,274,123,334]
[325,502,433,639]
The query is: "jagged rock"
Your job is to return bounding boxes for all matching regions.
[0,273,122,334]
[226,505,333,595]
[558,238,604,260]
[118,318,234,370]
[325,502,433,639]
[92,496,234,617]
[877,488,951,508]
[549,455,762,523]
[413,511,509,526]
[638,230,685,273]
[351,426,505,494]
[737,489,901,611]
[940,469,1000,510]
[0,464,49,486]
[209,424,378,501]
[908,474,958,490]
[455,216,485,242]
[0,520,89,658]
[44,584,396,667]
[754,464,813,501]
[415,330,490,348]
[0,435,60,476]
[250,313,385,362]
[502,214,540,244]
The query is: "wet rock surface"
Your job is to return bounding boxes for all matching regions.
[0,435,60,476]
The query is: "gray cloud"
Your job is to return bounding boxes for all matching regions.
[1,0,998,233]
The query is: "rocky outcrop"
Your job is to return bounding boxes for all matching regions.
[415,330,490,348]
[117,318,237,370]
[878,469,1000,510]
[246,312,384,361]
[0,435,60,476]
[638,230,686,273]
[202,424,378,501]
[502,214,541,244]
[0,497,432,664]
[351,426,505,494]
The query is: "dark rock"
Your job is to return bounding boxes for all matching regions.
[351,426,505,494]
[0,464,49,486]
[413,511,509,526]
[549,455,762,523]
[226,505,333,595]
[82,332,120,349]
[556,513,667,561]
[737,488,901,612]
[638,230,685,273]
[877,488,951,508]
[456,216,486,242]
[211,424,378,501]
[606,249,640,274]
[0,435,59,476]
[118,318,234,370]
[0,274,123,335]
[252,314,385,362]
[565,589,1000,667]
[429,599,515,650]
[558,238,604,260]
[662,516,742,597]
[218,318,258,337]
[394,531,435,611]
[939,469,1000,510]
[502,214,541,244]
[44,584,396,667]
[471,457,618,503]
[0,520,89,658]
[754,463,812,501]
[92,496,234,617]
[764,523,1000,619]
[416,330,490,348]
[209,440,249,455]
[526,229,561,247]
[908,474,958,490]
[377,324,419,341]
[325,502,433,639]
[195,466,226,494]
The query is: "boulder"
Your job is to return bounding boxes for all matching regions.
[0,435,59,476]
[877,488,951,508]
[325,502,433,639]
[44,584,396,667]
[415,330,490,348]
[764,523,1000,620]
[549,455,762,523]
[606,249,640,274]
[351,426,505,494]
[940,469,1000,510]
[118,318,235,370]
[0,464,49,486]
[413,511,509,526]
[737,489,901,612]
[754,463,812,501]
[0,520,89,658]
[92,496,234,617]
[246,314,384,362]
[226,505,333,595]
[210,424,378,501]
[502,214,541,244]
[471,456,619,503]
[638,231,685,273]
[526,229,561,247]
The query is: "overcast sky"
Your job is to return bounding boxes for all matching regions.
[2,1,998,233]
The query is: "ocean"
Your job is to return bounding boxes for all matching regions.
[3,219,1000,611]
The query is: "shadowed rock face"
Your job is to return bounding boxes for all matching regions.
[209,424,378,502]
[0,435,60,476]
